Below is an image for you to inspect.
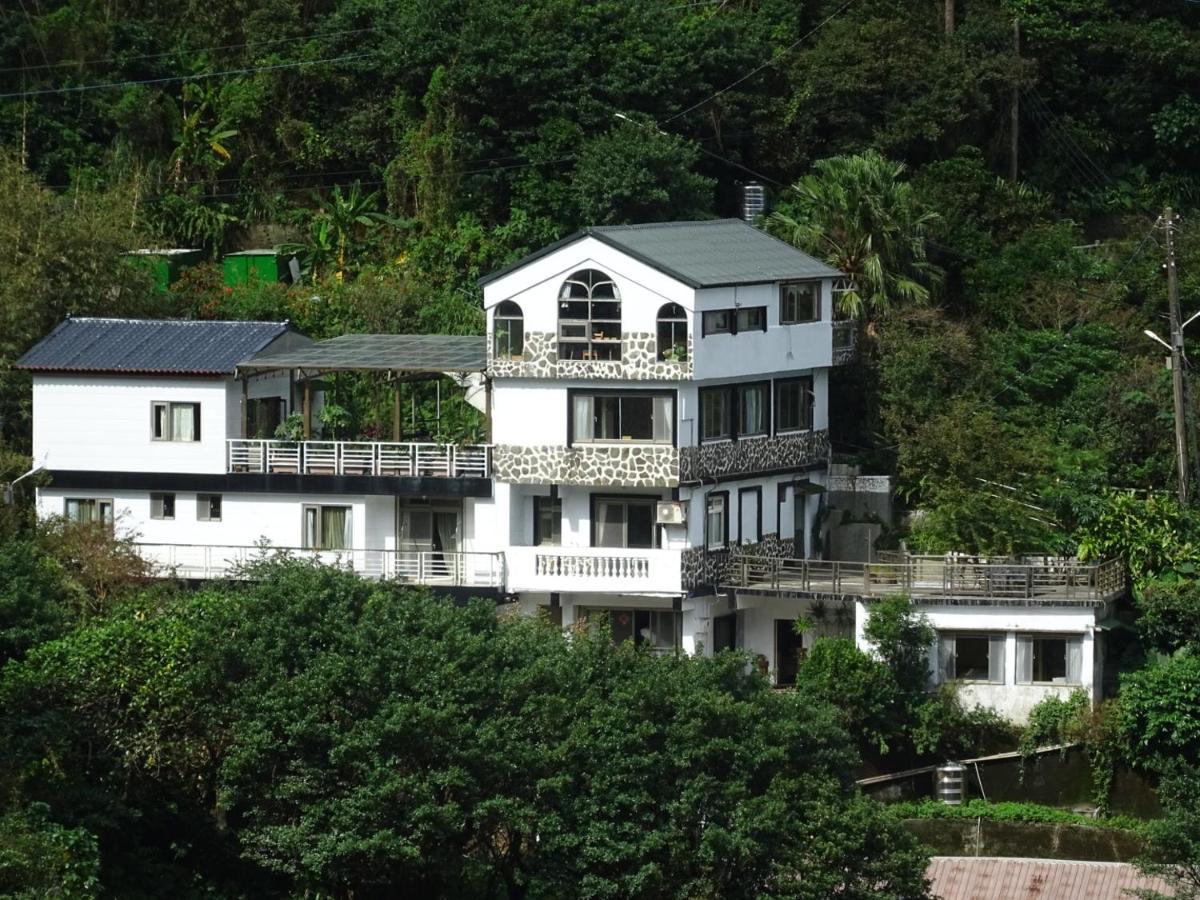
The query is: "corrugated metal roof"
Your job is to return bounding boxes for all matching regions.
[478,218,842,288]
[15,318,292,376]
[241,333,487,374]
[926,856,1176,899]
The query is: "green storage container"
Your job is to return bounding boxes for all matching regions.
[126,248,204,290]
[223,249,287,287]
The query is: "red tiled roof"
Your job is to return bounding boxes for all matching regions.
[927,856,1175,899]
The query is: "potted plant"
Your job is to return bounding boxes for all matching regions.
[661,343,688,363]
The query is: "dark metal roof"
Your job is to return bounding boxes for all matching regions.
[241,333,487,374]
[478,218,842,289]
[15,318,293,376]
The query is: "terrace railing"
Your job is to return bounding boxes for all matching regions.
[722,556,1125,605]
[227,439,491,478]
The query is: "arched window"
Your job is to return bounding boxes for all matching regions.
[494,300,524,359]
[558,269,620,361]
[656,303,688,361]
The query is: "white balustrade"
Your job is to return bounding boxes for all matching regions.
[226,440,491,478]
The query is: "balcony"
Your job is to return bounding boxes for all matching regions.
[136,543,505,587]
[721,556,1125,606]
[227,439,491,479]
[832,319,857,365]
[506,546,683,595]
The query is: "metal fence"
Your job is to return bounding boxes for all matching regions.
[227,440,491,478]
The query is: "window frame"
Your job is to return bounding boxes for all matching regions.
[150,492,176,520]
[699,386,733,442]
[64,497,114,526]
[301,503,353,551]
[568,389,676,446]
[533,494,562,546]
[494,300,525,359]
[774,376,814,434]
[656,302,688,361]
[705,490,729,551]
[589,494,662,550]
[151,401,201,442]
[558,269,621,361]
[939,631,1006,684]
[578,607,682,653]
[737,485,762,544]
[197,493,223,522]
[699,382,770,443]
[737,381,770,438]
[779,281,821,325]
[1017,633,1083,686]
[701,306,767,337]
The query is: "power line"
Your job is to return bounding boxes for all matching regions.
[1025,89,1111,186]
[0,26,380,77]
[662,0,860,124]
[0,51,378,100]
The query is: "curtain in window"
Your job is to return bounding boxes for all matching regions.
[597,502,625,548]
[938,634,955,681]
[1016,636,1032,683]
[434,513,458,554]
[303,507,318,549]
[1066,637,1083,684]
[321,506,349,550]
[741,387,763,434]
[989,634,1007,683]
[573,395,593,442]
[172,404,195,441]
[67,499,92,523]
[652,395,672,443]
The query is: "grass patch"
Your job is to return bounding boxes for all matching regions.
[887,799,1147,832]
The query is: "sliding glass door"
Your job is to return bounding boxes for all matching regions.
[593,497,658,549]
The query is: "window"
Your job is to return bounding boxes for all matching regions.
[1017,634,1083,685]
[706,492,728,550]
[494,300,524,359]
[534,495,561,546]
[832,277,855,319]
[702,306,767,336]
[593,497,658,549]
[579,608,681,653]
[246,398,286,438]
[938,632,1005,683]
[656,303,688,361]
[150,492,175,520]
[780,281,820,324]
[152,401,201,442]
[738,383,769,437]
[198,494,222,522]
[302,504,352,551]
[64,498,113,525]
[738,486,761,544]
[699,383,767,442]
[558,269,621,361]
[775,377,814,433]
[570,392,673,444]
[700,388,732,441]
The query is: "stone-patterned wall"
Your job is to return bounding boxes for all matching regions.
[679,429,830,482]
[494,444,680,487]
[487,331,693,380]
[682,532,796,591]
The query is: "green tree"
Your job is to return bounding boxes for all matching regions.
[1136,765,1200,900]
[766,151,943,319]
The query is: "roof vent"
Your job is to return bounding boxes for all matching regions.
[739,182,766,226]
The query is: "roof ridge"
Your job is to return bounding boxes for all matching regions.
[64,316,289,326]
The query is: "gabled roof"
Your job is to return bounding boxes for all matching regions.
[15,318,293,376]
[478,218,842,289]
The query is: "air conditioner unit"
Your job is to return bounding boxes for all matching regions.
[656,501,686,525]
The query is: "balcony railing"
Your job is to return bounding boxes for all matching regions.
[722,556,1125,605]
[136,543,504,587]
[506,546,683,595]
[227,439,491,478]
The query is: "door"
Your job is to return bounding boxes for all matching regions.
[397,499,462,580]
[793,483,809,558]
[775,618,805,686]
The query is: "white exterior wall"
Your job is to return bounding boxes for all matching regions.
[32,375,234,474]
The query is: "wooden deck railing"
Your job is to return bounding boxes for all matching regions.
[722,556,1125,604]
[227,439,491,478]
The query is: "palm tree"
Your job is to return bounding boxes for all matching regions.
[766,151,942,320]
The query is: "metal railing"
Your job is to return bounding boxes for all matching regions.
[535,553,652,580]
[832,319,857,352]
[227,439,491,478]
[722,556,1125,605]
[135,543,504,587]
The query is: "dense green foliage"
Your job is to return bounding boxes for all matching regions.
[889,798,1145,832]
[0,556,930,898]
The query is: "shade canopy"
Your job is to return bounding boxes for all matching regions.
[240,333,487,376]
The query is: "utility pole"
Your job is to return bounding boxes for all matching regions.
[1165,208,1189,505]
[1010,19,1020,183]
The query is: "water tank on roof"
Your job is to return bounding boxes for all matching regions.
[936,763,966,805]
[740,181,766,225]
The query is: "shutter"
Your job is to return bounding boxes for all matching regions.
[989,634,1006,683]
[193,403,202,441]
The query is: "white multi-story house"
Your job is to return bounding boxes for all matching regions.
[16,219,1124,721]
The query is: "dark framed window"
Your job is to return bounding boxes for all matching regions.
[570,390,674,445]
[738,382,769,437]
[150,492,175,520]
[198,494,222,522]
[534,495,561,546]
[774,377,814,433]
[64,498,113,525]
[302,504,351,551]
[939,632,1005,683]
[702,306,767,336]
[246,397,286,438]
[558,269,621,361]
[656,303,688,361]
[592,496,659,549]
[152,401,201,441]
[699,387,732,441]
[494,300,524,359]
[780,281,820,324]
[705,491,729,550]
[1017,634,1082,685]
[578,607,681,653]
